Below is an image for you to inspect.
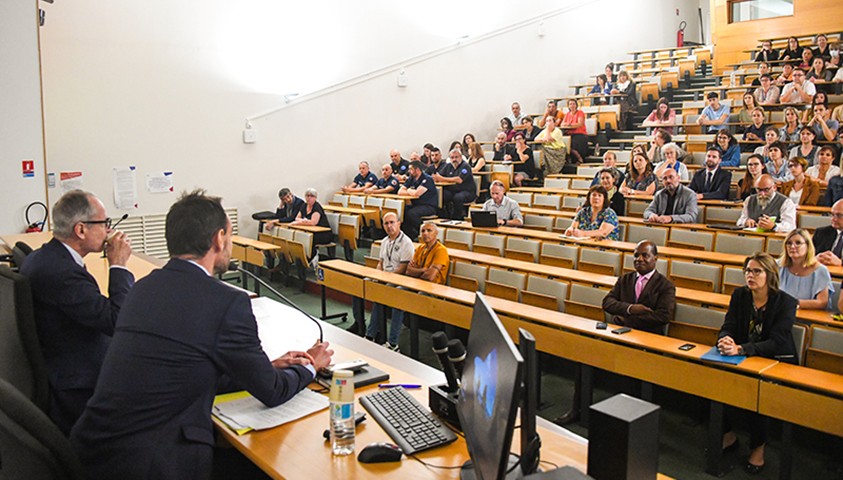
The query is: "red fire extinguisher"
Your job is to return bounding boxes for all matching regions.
[677,21,686,47]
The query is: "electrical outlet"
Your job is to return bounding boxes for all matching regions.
[243,129,257,144]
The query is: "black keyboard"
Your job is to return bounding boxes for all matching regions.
[359,386,457,455]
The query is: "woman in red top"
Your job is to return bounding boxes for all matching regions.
[561,99,588,164]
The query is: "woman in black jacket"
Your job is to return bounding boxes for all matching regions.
[718,252,798,475]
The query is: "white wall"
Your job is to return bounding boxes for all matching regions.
[0,0,48,234]
[34,0,705,238]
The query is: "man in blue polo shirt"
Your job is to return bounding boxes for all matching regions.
[364,163,401,194]
[399,160,438,239]
[696,92,730,133]
[342,161,378,193]
[389,149,411,181]
[433,148,476,220]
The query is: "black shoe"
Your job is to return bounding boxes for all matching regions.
[745,461,764,475]
[723,438,739,454]
[553,409,580,426]
[345,323,361,336]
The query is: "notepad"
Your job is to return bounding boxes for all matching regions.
[213,389,329,435]
[700,346,746,365]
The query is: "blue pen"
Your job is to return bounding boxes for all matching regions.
[378,383,422,389]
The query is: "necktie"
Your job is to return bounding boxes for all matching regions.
[833,231,843,259]
[635,275,648,301]
[705,172,713,191]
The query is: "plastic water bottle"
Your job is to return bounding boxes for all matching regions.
[329,369,355,455]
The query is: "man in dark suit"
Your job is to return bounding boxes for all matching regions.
[815,199,843,266]
[603,240,677,334]
[21,190,134,435]
[70,190,333,480]
[688,147,732,201]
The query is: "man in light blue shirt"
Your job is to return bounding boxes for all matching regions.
[696,92,730,133]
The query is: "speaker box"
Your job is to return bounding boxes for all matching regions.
[587,393,660,480]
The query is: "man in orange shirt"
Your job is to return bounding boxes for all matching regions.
[402,222,450,356]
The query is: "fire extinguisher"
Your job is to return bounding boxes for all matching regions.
[677,21,686,47]
[25,202,48,233]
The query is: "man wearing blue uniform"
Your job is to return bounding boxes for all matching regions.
[425,147,448,176]
[399,160,439,239]
[434,149,477,220]
[365,163,401,194]
[389,149,411,181]
[342,161,378,193]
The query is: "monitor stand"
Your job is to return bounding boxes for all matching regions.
[460,456,527,480]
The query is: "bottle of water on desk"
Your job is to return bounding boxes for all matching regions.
[329,370,355,455]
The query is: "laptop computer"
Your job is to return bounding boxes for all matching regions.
[470,211,498,228]
[705,222,745,231]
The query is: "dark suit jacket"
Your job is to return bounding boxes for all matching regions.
[275,196,305,223]
[20,238,134,434]
[813,225,839,254]
[602,270,676,334]
[688,167,731,200]
[71,259,313,479]
[718,287,798,362]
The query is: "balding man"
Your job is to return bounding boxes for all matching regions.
[433,149,477,220]
[21,190,134,434]
[507,101,526,126]
[737,174,796,233]
[492,132,513,162]
[813,199,843,266]
[482,180,523,227]
[342,161,378,193]
[644,168,699,224]
[364,164,401,194]
[389,149,410,180]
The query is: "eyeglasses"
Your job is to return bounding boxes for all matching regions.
[744,268,765,276]
[82,218,112,229]
[757,186,774,193]
[831,213,843,219]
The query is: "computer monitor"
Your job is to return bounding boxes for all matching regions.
[457,293,540,480]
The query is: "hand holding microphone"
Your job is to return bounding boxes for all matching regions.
[105,230,132,266]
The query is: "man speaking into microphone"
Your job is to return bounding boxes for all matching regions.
[71,190,333,480]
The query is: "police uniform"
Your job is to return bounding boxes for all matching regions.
[425,162,448,176]
[374,175,400,193]
[391,159,411,177]
[401,172,438,239]
[353,172,378,187]
[440,160,477,220]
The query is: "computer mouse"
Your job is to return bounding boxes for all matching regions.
[357,442,403,463]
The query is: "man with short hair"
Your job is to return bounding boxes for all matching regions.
[364,163,401,194]
[364,213,414,351]
[696,92,730,133]
[342,161,378,193]
[407,223,449,285]
[389,149,411,180]
[689,148,732,200]
[71,190,333,478]
[808,102,839,142]
[737,174,796,232]
[21,190,135,435]
[492,132,513,161]
[753,74,780,105]
[780,69,816,104]
[263,188,305,230]
[433,149,477,220]
[521,116,540,142]
[644,168,699,224]
[482,180,523,227]
[510,131,538,187]
[399,161,439,239]
[591,151,622,187]
[814,199,843,266]
[538,100,564,128]
[507,101,526,126]
[425,147,447,175]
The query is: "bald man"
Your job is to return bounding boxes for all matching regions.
[389,149,410,181]
[737,174,796,233]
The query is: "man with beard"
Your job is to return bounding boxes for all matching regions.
[689,147,731,200]
[737,174,796,233]
[644,168,699,223]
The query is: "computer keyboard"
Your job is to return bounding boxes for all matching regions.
[359,386,457,455]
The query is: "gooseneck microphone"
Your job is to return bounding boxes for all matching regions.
[447,339,466,380]
[432,331,459,393]
[229,261,324,343]
[112,213,129,230]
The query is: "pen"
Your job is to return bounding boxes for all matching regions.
[378,384,422,389]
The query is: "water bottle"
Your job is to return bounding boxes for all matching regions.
[329,369,355,455]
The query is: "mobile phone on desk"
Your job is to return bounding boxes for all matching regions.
[596,322,608,330]
[611,327,632,335]
[678,343,696,351]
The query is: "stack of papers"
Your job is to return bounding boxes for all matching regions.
[213,389,328,435]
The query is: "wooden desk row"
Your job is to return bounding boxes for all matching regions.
[317,259,843,440]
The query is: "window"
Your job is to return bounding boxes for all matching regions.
[729,0,793,23]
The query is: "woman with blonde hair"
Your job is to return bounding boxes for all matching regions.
[779,107,802,143]
[779,229,834,309]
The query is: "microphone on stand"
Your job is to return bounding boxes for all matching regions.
[112,213,129,230]
[432,331,459,393]
[228,261,324,343]
[447,339,466,380]
[103,214,131,258]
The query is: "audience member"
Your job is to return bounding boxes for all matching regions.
[696,92,730,133]
[521,116,540,141]
[492,132,514,161]
[689,147,731,200]
[641,97,676,135]
[780,68,816,103]
[291,188,333,261]
[713,129,741,166]
[737,154,768,200]
[538,100,564,128]
[788,127,818,164]
[21,190,134,435]
[420,143,434,166]
[500,117,516,142]
[535,116,567,176]
[743,107,768,143]
[737,174,796,232]
[605,63,617,83]
[462,133,476,156]
[612,70,638,130]
[389,149,411,180]
[426,146,447,175]
[779,228,834,310]
[449,141,467,161]
[654,142,690,181]
[808,101,839,142]
[433,149,476,220]
[781,36,804,61]
[342,161,378,193]
[69,190,333,478]
[564,185,620,240]
[780,156,820,206]
[364,163,401,194]
[813,34,831,63]
[262,188,305,229]
[764,142,791,182]
[364,212,414,350]
[561,99,588,164]
[801,91,829,124]
[482,180,523,227]
[644,168,698,224]
[603,240,676,333]
[591,151,623,187]
[750,62,772,87]
[753,74,780,105]
[813,199,843,266]
[806,56,832,84]
[798,48,814,72]
[598,168,626,215]
[779,106,803,143]
[399,161,439,239]
[806,146,840,187]
[774,62,795,86]
[755,40,779,62]
[620,153,657,195]
[824,166,843,206]
[467,143,488,195]
[738,92,758,129]
[718,252,797,475]
[507,102,526,126]
[510,131,538,187]
[646,129,671,164]
[407,222,449,285]
[754,127,782,164]
[589,74,612,105]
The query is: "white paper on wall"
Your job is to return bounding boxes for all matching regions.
[113,166,138,210]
